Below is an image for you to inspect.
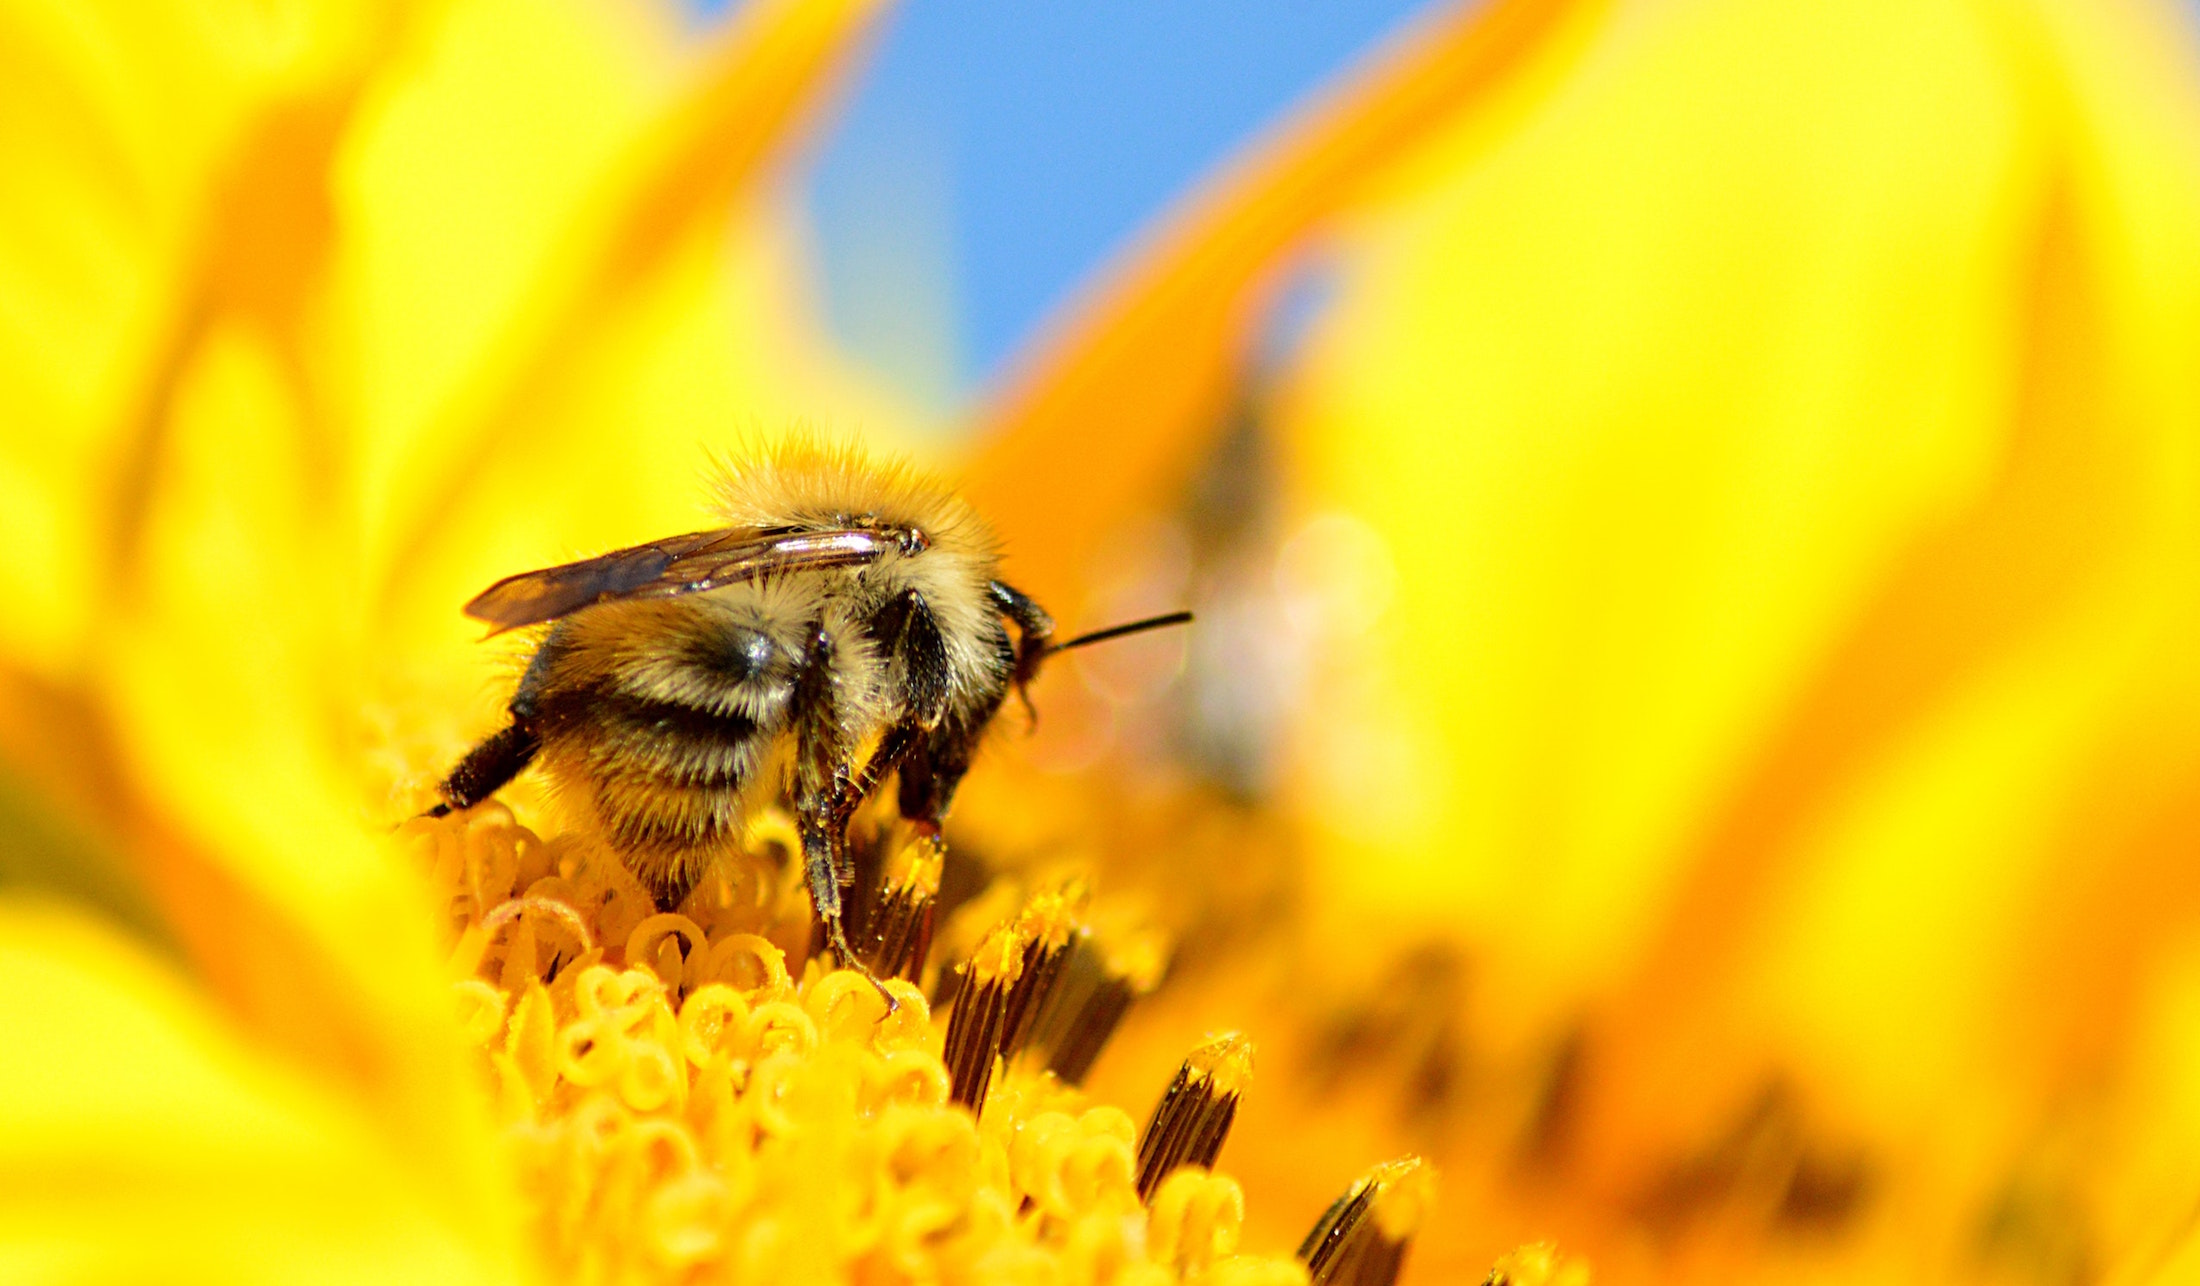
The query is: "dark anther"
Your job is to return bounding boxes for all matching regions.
[1020,926,1168,1086]
[1298,1157,1435,1286]
[850,832,943,983]
[1134,1032,1254,1200]
[941,925,1024,1110]
[997,886,1083,1062]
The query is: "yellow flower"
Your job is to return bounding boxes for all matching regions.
[26,0,2197,1281]
[5,0,898,1276]
[0,1,1490,1283]
[408,802,1334,1284]
[971,0,2200,1281]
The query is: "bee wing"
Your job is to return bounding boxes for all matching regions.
[463,527,897,633]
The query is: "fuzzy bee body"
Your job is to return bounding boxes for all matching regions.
[433,442,1055,978]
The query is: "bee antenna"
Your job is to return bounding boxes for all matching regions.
[1049,610,1194,654]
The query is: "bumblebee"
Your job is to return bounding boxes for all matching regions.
[432,439,1184,991]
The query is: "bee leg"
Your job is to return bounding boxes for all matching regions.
[896,716,984,835]
[836,722,921,826]
[790,622,901,1012]
[987,580,1056,722]
[799,722,925,980]
[797,802,901,1013]
[988,579,1057,661]
[428,631,560,818]
[427,721,539,817]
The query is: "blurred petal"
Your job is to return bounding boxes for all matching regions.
[0,766,173,965]
[966,0,1600,607]
[0,895,519,1284]
[344,0,892,617]
[0,0,898,1233]
[963,0,2200,1276]
[98,309,515,1215]
[1265,0,2200,1272]
[0,0,395,682]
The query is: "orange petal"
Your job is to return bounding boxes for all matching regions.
[965,0,1604,608]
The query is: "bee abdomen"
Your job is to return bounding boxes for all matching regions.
[540,688,770,789]
[594,776,746,857]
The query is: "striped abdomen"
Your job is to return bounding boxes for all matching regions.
[517,610,801,897]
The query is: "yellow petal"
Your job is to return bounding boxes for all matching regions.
[97,313,515,1217]
[0,895,522,1284]
[0,0,394,682]
[332,0,910,769]
[1263,0,2200,1267]
[341,0,894,616]
[963,0,2200,1273]
[3,0,900,1222]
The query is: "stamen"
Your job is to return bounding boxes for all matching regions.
[1297,1156,1437,1286]
[851,832,943,982]
[942,885,1106,1113]
[409,807,1506,1283]
[941,923,1026,1109]
[1023,924,1168,1085]
[999,883,1087,1060]
[1135,1032,1255,1199]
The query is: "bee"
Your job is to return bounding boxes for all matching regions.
[430,439,1187,996]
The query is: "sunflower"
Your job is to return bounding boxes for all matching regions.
[8,0,2200,1284]
[0,0,1474,1281]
